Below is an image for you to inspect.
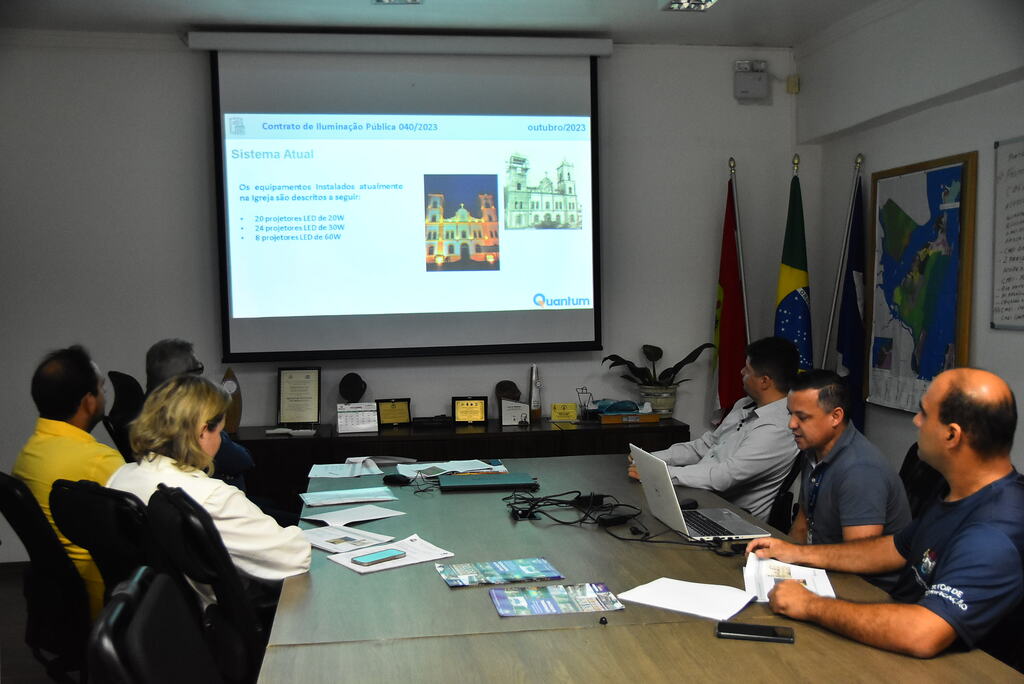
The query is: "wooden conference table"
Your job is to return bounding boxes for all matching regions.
[258,454,1019,683]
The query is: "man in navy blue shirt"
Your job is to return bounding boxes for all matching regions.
[746,368,1022,659]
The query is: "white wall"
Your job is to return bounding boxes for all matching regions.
[816,81,1024,472]
[796,0,1024,144]
[796,1,1024,470]
[0,33,799,561]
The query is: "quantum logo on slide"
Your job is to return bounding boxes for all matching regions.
[533,293,591,308]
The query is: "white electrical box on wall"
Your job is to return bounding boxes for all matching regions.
[734,71,769,100]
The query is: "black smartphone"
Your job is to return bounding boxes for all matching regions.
[715,621,795,644]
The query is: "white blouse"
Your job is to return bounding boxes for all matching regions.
[108,454,311,585]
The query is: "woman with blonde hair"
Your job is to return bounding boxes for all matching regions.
[107,374,310,589]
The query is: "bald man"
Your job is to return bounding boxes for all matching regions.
[746,368,1023,659]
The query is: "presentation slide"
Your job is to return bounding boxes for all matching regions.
[223,113,594,321]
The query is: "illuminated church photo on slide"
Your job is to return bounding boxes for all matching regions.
[424,174,500,272]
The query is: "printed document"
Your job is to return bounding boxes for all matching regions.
[303,525,393,553]
[302,504,405,526]
[328,534,453,574]
[743,554,836,602]
[618,577,755,621]
[308,458,384,478]
[299,486,396,507]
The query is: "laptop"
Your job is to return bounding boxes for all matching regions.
[629,443,771,542]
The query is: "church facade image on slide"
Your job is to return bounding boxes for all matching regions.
[424,173,500,272]
[504,154,582,230]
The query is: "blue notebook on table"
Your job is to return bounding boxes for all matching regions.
[437,472,538,492]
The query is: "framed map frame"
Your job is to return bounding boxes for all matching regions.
[866,151,977,412]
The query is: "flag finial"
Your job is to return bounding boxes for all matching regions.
[792,154,800,175]
[854,153,864,170]
[729,157,736,175]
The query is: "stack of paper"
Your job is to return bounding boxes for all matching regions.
[396,459,508,478]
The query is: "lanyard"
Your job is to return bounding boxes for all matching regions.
[805,460,830,544]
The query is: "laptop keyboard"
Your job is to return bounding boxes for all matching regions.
[682,510,732,538]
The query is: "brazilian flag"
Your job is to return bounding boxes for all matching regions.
[774,176,813,370]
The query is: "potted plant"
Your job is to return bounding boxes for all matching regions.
[602,342,715,414]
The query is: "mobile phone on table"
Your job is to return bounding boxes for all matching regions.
[715,621,795,644]
[351,548,406,566]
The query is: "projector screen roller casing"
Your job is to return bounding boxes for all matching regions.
[214,50,601,360]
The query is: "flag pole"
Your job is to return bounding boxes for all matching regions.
[821,153,865,367]
[729,157,751,343]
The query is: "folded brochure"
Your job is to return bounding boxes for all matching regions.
[435,558,562,588]
[489,583,624,616]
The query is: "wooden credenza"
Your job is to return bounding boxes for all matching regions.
[236,419,689,512]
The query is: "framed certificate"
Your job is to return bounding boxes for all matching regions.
[452,396,488,425]
[278,367,321,426]
[376,398,412,428]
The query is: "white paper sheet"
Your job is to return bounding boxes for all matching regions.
[618,577,755,621]
[302,504,406,526]
[396,460,508,478]
[299,486,396,507]
[328,534,454,574]
[302,525,394,553]
[308,458,384,478]
[743,554,836,602]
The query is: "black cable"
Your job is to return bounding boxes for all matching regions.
[504,490,722,551]
[503,490,641,527]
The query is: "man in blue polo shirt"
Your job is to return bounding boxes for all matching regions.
[785,369,910,589]
[746,368,1023,659]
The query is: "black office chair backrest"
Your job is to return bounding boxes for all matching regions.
[89,566,225,684]
[50,479,152,602]
[767,454,804,533]
[105,370,145,461]
[0,471,90,679]
[147,484,264,684]
[899,443,950,519]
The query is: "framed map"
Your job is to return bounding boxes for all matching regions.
[866,152,977,412]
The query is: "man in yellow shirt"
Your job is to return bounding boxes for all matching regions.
[12,345,125,617]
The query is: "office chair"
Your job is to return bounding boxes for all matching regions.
[147,484,266,684]
[89,566,225,684]
[898,443,949,519]
[767,455,803,534]
[104,370,145,462]
[0,471,90,683]
[50,479,153,602]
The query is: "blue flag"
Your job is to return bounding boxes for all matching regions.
[774,176,813,370]
[837,175,866,430]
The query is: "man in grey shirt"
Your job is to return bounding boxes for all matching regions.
[787,369,911,590]
[629,337,799,520]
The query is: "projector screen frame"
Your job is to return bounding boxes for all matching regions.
[211,50,603,363]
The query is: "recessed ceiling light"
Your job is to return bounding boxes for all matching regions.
[662,0,720,11]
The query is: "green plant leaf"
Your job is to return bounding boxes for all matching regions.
[641,345,663,363]
[657,343,716,384]
[602,354,652,384]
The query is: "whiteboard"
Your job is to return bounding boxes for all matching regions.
[992,135,1024,330]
